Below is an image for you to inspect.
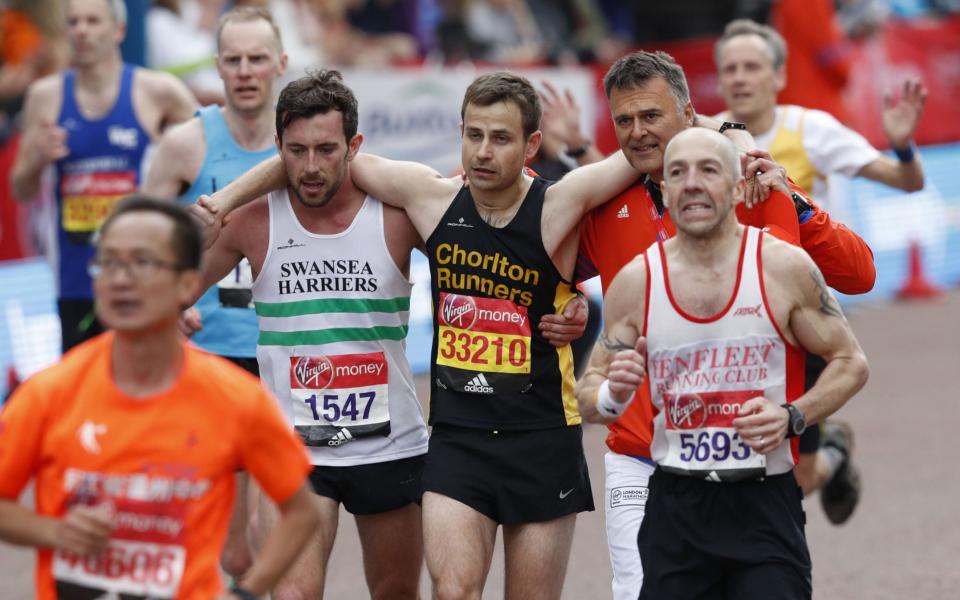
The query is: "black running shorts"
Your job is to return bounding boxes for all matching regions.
[309,453,425,515]
[422,423,594,525]
[638,468,811,600]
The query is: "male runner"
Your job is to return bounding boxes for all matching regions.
[197,70,641,599]
[10,0,197,351]
[189,71,429,599]
[714,19,925,203]
[556,50,876,600]
[576,128,869,598]
[714,18,926,522]
[0,196,318,600]
[141,5,288,577]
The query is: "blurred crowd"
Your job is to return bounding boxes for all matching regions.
[2,0,959,120]
[0,0,958,261]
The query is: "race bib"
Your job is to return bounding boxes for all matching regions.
[218,259,254,308]
[60,171,137,243]
[659,390,766,482]
[435,293,531,395]
[54,540,185,599]
[53,495,187,599]
[290,352,390,447]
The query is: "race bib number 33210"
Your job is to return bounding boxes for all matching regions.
[436,293,531,374]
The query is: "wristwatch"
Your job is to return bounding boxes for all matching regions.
[790,191,813,220]
[718,121,747,134]
[782,403,807,438]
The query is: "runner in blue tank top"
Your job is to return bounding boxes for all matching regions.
[11,0,196,351]
[141,6,288,581]
[144,6,287,374]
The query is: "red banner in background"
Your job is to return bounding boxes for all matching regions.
[593,14,960,155]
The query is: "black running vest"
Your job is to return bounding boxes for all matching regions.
[426,177,581,430]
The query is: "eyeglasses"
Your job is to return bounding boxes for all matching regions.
[88,256,184,280]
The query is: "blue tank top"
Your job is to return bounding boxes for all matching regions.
[180,106,275,358]
[55,64,149,300]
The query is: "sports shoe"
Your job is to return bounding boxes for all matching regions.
[820,420,861,525]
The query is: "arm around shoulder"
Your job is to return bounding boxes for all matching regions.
[350,152,452,210]
[550,150,639,217]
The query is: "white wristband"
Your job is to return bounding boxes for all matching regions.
[596,380,635,419]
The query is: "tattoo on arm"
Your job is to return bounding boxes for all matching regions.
[810,269,844,319]
[598,333,632,352]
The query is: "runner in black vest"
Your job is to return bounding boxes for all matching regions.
[194,70,640,600]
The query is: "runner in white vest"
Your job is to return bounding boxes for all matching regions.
[185,71,427,599]
[254,190,427,466]
[576,128,868,599]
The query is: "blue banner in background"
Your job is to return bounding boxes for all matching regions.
[3,143,959,400]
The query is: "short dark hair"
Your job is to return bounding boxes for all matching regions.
[461,71,541,138]
[715,19,787,70]
[603,51,691,114]
[276,70,359,144]
[99,195,202,270]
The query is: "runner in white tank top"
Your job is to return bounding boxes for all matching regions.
[184,72,430,599]
[254,189,427,466]
[576,129,868,598]
[645,225,803,481]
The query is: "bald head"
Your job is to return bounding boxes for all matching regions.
[664,128,741,181]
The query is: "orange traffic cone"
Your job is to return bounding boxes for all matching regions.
[896,240,942,300]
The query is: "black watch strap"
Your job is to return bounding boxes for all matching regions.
[790,191,813,219]
[719,121,747,134]
[782,403,806,438]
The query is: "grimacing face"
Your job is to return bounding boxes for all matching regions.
[661,130,744,239]
[716,33,784,125]
[608,76,694,182]
[460,100,540,194]
[278,111,360,208]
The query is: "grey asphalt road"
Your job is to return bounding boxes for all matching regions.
[2,293,958,599]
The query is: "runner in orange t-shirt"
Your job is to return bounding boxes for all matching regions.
[0,196,318,600]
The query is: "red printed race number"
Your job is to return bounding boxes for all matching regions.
[436,293,531,374]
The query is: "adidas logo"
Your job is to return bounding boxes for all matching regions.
[327,428,355,447]
[464,373,494,394]
[617,204,630,219]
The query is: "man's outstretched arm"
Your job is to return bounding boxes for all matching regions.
[203,155,287,215]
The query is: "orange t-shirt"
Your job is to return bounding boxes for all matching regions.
[579,181,802,458]
[0,333,312,600]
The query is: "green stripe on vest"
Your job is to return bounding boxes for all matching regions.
[255,296,411,317]
[258,325,409,346]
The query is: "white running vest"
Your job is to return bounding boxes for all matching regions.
[645,227,803,482]
[254,190,428,466]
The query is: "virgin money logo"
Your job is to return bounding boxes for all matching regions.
[667,394,707,429]
[733,304,763,318]
[440,294,477,330]
[294,355,334,389]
